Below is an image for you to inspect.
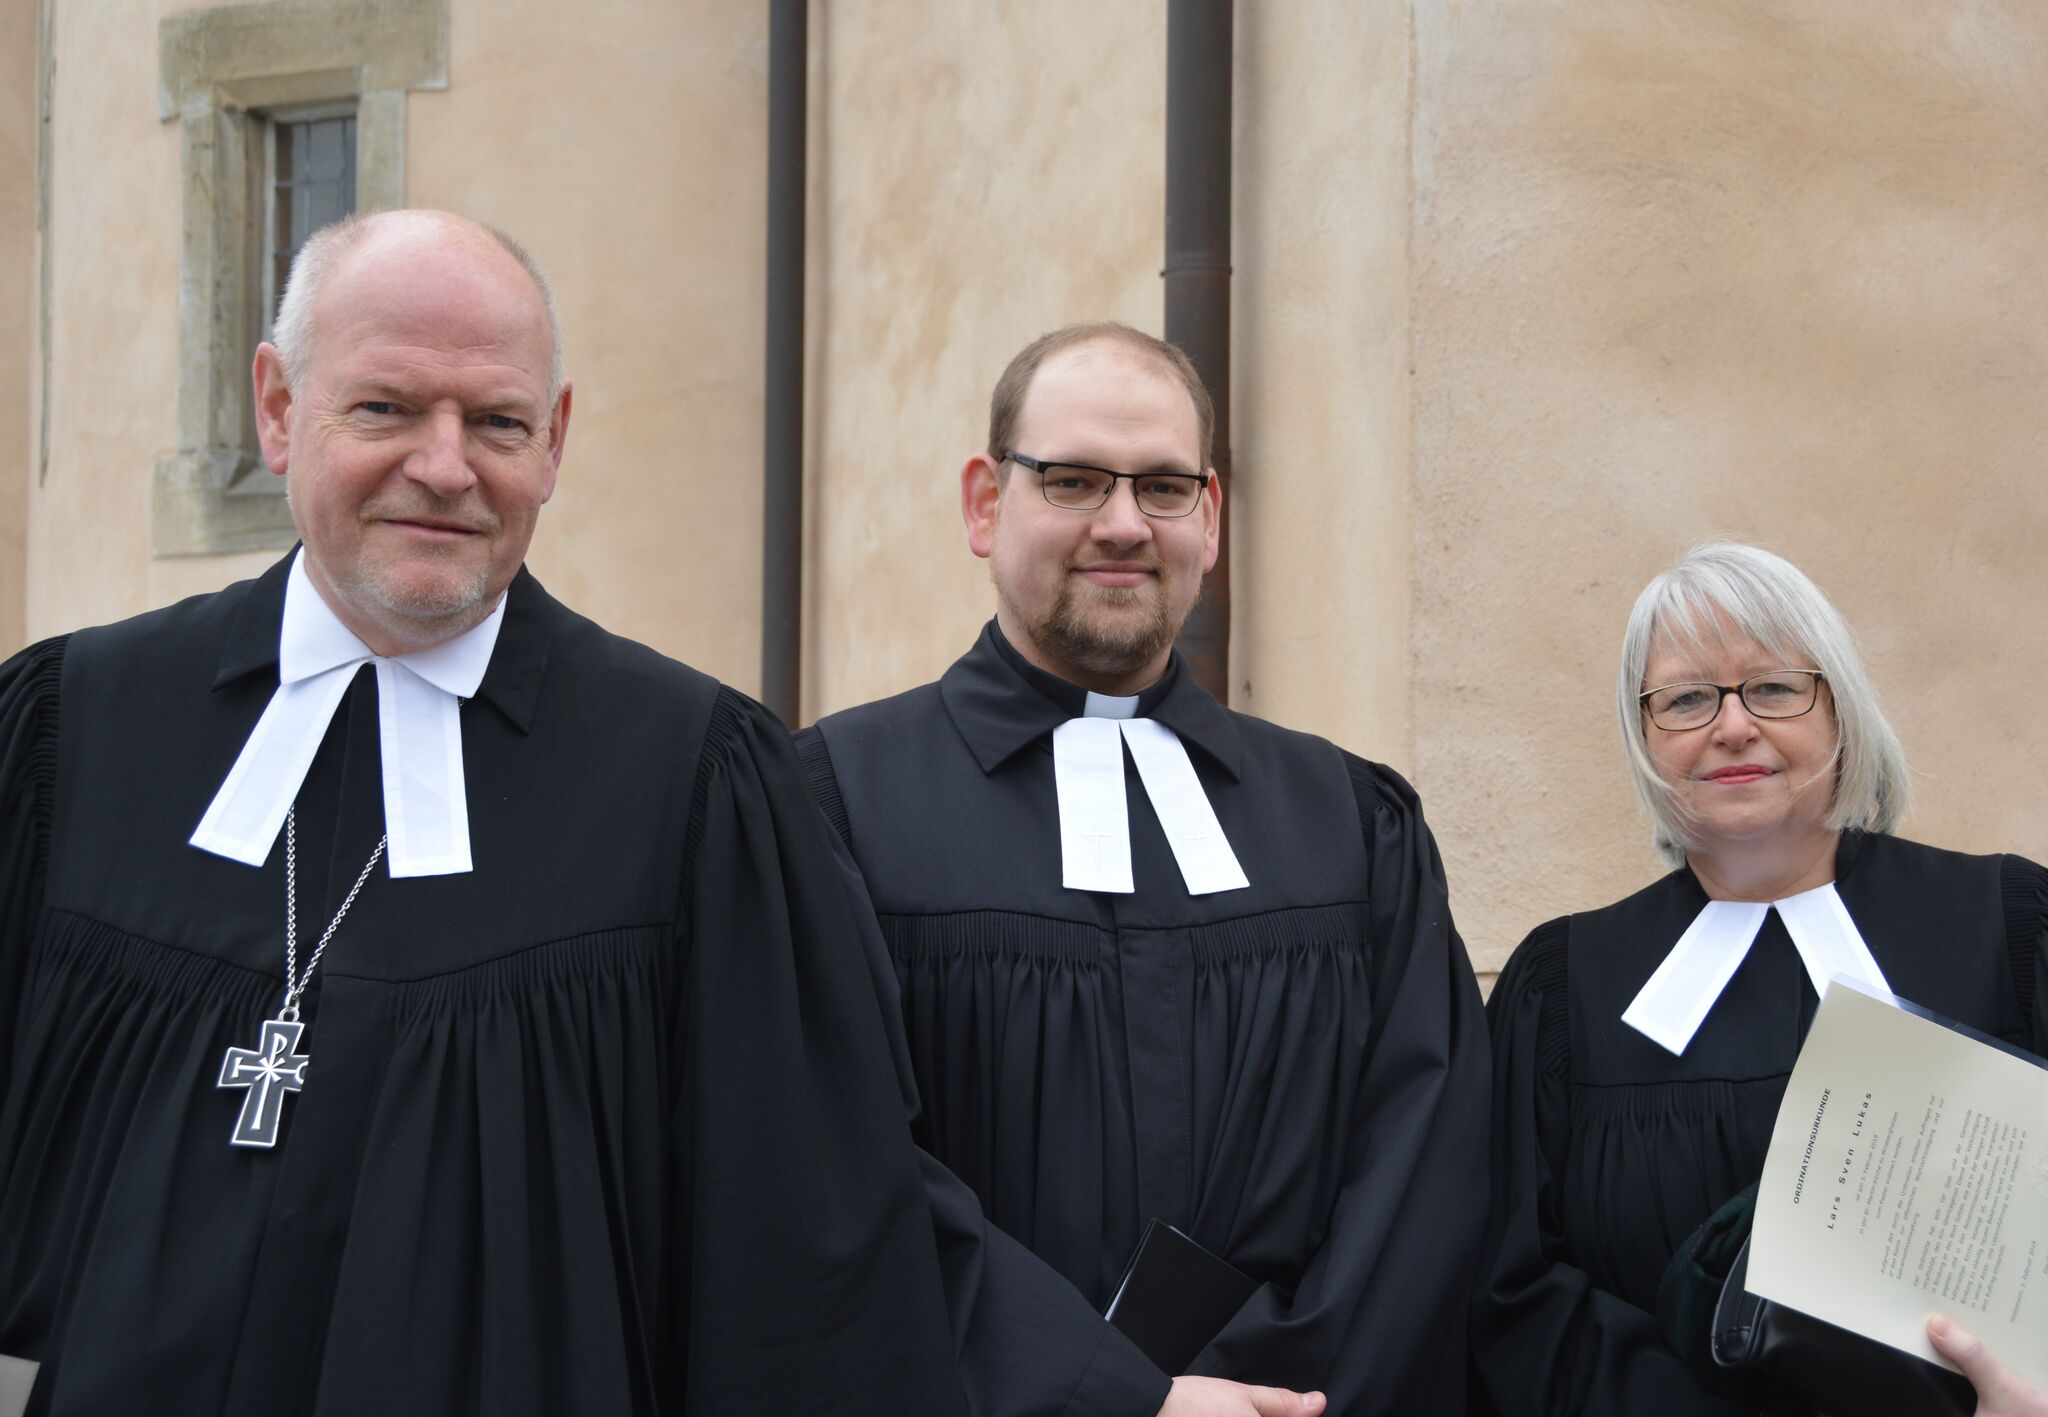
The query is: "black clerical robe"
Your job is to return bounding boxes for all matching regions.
[797,624,1491,1417]
[0,553,966,1417]
[1471,831,2048,1417]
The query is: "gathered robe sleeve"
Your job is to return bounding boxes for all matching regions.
[671,687,968,1415]
[1471,921,1749,1417]
[797,725,1175,1417]
[0,637,65,1104]
[1185,758,1492,1417]
[908,1167,1175,1417]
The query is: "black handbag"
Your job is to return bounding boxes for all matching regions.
[1659,1181,1976,1417]
[1709,1235,1975,1417]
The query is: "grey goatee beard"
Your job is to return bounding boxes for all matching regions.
[351,563,494,623]
[288,482,499,627]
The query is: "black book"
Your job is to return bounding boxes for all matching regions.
[1104,1220,1259,1375]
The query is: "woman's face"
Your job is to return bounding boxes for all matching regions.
[1642,625,1839,855]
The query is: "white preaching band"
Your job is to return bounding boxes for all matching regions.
[191,548,495,879]
[1053,689,1248,897]
[1622,883,1891,1055]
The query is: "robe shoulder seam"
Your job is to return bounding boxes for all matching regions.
[1337,749,1402,859]
[682,685,754,901]
[793,726,853,851]
[1569,1071,1791,1093]
[877,906,1101,928]
[1507,916,1572,1078]
[3,633,68,894]
[39,904,286,992]
[326,921,674,987]
[812,681,947,742]
[2000,853,2044,1025]
[875,901,1372,930]
[40,905,675,991]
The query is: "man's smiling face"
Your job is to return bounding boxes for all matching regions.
[254,215,571,655]
[964,339,1220,694]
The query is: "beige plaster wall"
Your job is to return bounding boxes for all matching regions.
[805,1,1167,719]
[1411,0,2048,974]
[409,0,769,688]
[23,0,273,649]
[1230,1,1413,767]
[1,0,33,654]
[21,0,770,696]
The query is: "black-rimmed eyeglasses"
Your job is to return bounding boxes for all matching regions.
[1005,451,1210,519]
[1639,670,1826,731]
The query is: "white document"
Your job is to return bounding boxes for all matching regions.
[1749,981,2048,1389]
[0,1354,36,1417]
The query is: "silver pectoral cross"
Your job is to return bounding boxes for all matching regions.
[218,1017,311,1149]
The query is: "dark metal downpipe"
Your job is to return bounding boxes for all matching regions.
[761,0,807,725]
[1164,0,1234,703]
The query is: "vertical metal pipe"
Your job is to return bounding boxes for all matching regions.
[37,0,56,489]
[761,0,807,724]
[1164,0,1233,702]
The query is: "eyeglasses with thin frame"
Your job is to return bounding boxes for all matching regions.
[1004,451,1211,519]
[1638,670,1827,731]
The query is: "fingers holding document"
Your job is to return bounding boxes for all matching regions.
[1927,1314,2048,1417]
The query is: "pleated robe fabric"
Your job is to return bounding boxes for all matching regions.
[798,623,1491,1417]
[0,553,966,1417]
[1471,830,2048,1417]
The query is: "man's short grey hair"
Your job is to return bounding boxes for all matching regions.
[1616,541,1910,866]
[270,210,566,412]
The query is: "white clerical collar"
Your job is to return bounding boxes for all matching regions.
[1083,690,1140,720]
[189,549,505,877]
[1621,881,1892,1055]
[1050,690,1248,896]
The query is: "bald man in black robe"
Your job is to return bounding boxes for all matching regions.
[0,210,963,1416]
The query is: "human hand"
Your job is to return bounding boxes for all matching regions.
[1157,1374,1326,1417]
[1926,1314,2048,1417]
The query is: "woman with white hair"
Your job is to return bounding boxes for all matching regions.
[1470,543,2047,1417]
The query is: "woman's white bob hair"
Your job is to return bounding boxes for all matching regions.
[1616,542,1910,866]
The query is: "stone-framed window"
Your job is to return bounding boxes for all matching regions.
[152,0,447,557]
[267,108,360,327]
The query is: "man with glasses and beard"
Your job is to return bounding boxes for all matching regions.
[797,324,1490,1417]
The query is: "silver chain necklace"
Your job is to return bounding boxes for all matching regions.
[216,807,387,1149]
